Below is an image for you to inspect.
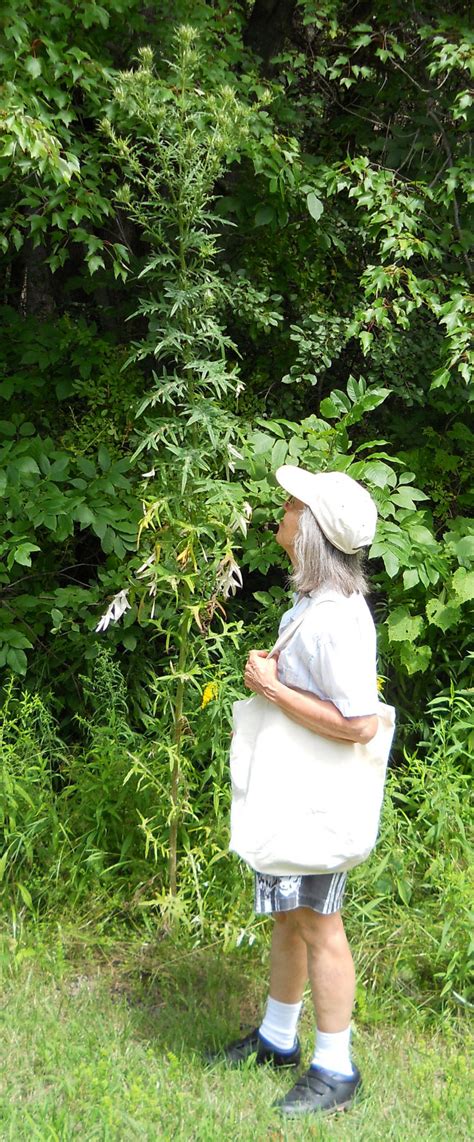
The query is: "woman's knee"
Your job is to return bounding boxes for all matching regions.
[291,907,345,947]
[272,908,347,950]
[272,910,301,932]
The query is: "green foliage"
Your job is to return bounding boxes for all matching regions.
[0,644,250,927]
[222,0,473,427]
[0,306,147,694]
[350,687,474,1007]
[0,681,65,910]
[0,0,472,965]
[0,0,148,274]
[101,28,296,890]
[60,649,162,888]
[1,655,472,1007]
[231,375,473,699]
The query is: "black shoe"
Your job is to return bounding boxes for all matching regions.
[206,1028,301,1068]
[275,1064,362,1116]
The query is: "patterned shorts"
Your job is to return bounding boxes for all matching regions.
[254,871,347,916]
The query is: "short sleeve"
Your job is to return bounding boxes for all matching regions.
[313,629,379,716]
[277,593,379,716]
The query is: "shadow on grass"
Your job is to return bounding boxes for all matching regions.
[104,938,270,1060]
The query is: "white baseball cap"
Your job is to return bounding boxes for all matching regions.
[275,465,377,555]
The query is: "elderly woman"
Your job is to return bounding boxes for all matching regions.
[213,465,381,1117]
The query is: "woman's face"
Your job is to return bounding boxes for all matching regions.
[275,496,305,559]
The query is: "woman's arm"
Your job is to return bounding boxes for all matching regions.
[244,651,378,745]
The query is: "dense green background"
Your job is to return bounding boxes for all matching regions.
[1,1,472,1008]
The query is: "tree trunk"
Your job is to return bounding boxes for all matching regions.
[243,0,298,71]
[20,241,56,318]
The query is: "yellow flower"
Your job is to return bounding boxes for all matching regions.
[201,681,219,709]
[377,676,385,695]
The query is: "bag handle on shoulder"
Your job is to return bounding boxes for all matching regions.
[268,594,326,659]
[268,613,305,659]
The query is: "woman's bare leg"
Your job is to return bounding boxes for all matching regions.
[268,907,355,1030]
[268,912,308,1003]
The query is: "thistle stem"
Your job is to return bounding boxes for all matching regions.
[169,608,190,896]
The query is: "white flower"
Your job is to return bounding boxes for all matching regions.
[95,589,131,633]
[231,500,253,536]
[141,467,155,480]
[137,553,155,575]
[227,443,244,473]
[216,555,243,599]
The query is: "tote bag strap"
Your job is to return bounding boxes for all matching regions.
[267,595,325,660]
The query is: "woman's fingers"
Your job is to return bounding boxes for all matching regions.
[244,650,279,693]
[247,649,268,663]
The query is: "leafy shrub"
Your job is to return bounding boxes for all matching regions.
[1,643,472,1010]
[0,682,66,911]
[0,304,148,718]
[59,649,148,882]
[349,687,474,1010]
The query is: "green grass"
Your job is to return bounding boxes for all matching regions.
[0,932,472,1141]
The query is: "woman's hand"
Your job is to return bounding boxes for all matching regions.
[245,651,378,742]
[244,650,279,696]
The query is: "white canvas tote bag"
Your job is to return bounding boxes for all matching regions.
[229,602,396,875]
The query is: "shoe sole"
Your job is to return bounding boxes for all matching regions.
[278,1098,353,1116]
[277,1090,362,1117]
[208,1054,300,1069]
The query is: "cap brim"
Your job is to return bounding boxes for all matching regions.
[275,465,312,504]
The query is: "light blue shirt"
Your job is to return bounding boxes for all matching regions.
[277,588,379,718]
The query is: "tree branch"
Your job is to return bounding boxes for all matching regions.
[427,103,472,278]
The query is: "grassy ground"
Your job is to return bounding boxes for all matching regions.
[1,932,472,1141]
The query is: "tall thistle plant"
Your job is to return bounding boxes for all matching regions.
[104,30,255,895]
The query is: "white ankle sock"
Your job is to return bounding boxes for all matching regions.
[258,996,302,1052]
[311,1027,354,1077]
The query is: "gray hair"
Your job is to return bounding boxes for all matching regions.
[290,506,369,597]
